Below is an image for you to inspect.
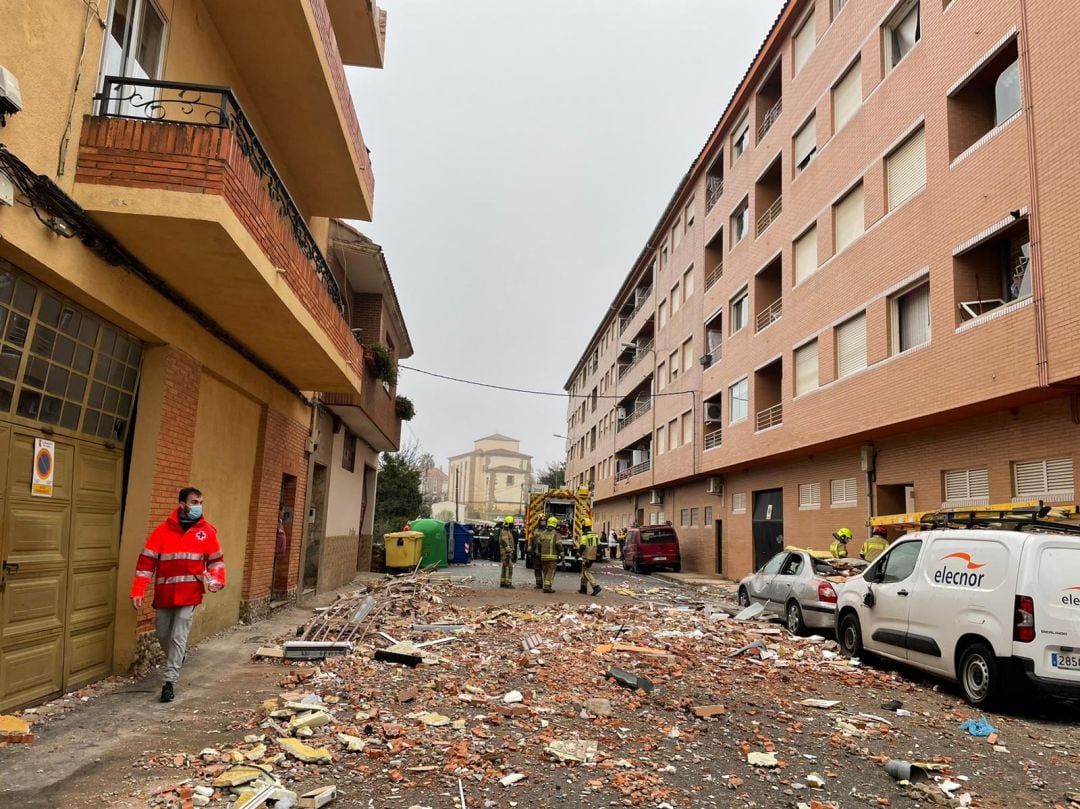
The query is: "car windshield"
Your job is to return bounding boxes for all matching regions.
[640,528,676,544]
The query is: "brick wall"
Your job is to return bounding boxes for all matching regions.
[75,116,362,378]
[351,292,384,343]
[241,405,310,620]
[136,347,202,634]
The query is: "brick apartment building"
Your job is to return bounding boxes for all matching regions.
[0,0,411,711]
[564,0,1080,577]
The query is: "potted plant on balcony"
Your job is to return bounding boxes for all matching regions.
[363,342,397,386]
[395,395,416,422]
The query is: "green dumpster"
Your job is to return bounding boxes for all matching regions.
[410,518,448,569]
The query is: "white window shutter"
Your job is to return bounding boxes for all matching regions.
[795,340,819,396]
[836,313,867,378]
[794,115,817,169]
[830,479,845,504]
[844,478,857,503]
[833,59,861,131]
[944,470,969,502]
[794,226,818,284]
[1014,460,1046,497]
[794,12,816,73]
[968,468,990,499]
[835,184,864,253]
[887,127,926,210]
[1046,457,1075,493]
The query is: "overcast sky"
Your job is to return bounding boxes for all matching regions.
[347,0,784,474]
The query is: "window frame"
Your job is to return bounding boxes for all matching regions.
[885,0,921,73]
[834,181,865,254]
[794,338,819,397]
[830,477,858,508]
[730,289,749,334]
[731,114,751,163]
[832,57,862,133]
[891,278,931,354]
[835,312,867,379]
[731,197,750,246]
[799,481,822,510]
[729,377,749,424]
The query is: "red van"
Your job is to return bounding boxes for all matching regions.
[621,525,681,573]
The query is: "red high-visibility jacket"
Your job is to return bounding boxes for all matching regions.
[131,509,226,609]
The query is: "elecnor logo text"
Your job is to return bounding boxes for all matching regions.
[1063,586,1080,607]
[933,552,987,587]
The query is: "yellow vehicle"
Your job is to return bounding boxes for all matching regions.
[525,486,593,570]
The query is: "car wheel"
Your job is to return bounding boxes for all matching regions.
[738,587,750,608]
[632,557,641,575]
[958,641,1003,708]
[786,601,806,636]
[622,557,629,571]
[838,612,863,658]
[672,562,682,573]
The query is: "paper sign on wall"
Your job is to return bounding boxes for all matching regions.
[32,438,54,498]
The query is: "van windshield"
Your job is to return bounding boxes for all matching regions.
[640,528,676,544]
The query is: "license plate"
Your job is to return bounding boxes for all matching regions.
[652,556,667,562]
[1051,652,1080,671]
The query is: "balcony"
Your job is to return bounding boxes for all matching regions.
[755,403,783,431]
[756,195,783,237]
[322,362,401,452]
[705,262,724,291]
[618,286,653,334]
[615,458,651,482]
[756,298,783,332]
[757,97,783,141]
[706,174,724,213]
[326,0,387,68]
[617,398,652,432]
[205,0,374,218]
[704,428,723,451]
[618,339,654,381]
[74,78,362,392]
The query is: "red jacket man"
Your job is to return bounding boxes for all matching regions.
[131,487,224,702]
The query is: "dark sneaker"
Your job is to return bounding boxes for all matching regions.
[535,584,543,589]
[160,682,174,703]
[543,588,554,593]
[592,586,603,596]
[506,584,515,589]
[578,587,587,594]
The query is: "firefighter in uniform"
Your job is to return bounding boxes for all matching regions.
[860,526,889,562]
[531,519,544,589]
[830,527,853,559]
[578,518,602,596]
[537,516,560,593]
[498,516,516,588]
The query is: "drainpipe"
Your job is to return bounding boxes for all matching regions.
[1018,0,1049,387]
[862,443,876,534]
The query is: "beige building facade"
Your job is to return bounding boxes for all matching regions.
[565,0,1080,577]
[448,435,534,521]
[0,0,408,711]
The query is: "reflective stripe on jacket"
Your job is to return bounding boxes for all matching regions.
[579,531,599,561]
[829,540,848,560]
[498,527,515,556]
[860,538,888,561]
[537,528,559,560]
[131,508,226,608]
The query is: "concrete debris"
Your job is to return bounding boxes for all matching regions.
[747,751,779,767]
[298,785,337,808]
[277,737,332,763]
[545,738,598,763]
[499,772,527,787]
[582,697,612,717]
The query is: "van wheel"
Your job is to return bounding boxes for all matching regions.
[632,557,642,575]
[786,601,806,635]
[958,642,1003,708]
[838,613,863,658]
[737,587,750,608]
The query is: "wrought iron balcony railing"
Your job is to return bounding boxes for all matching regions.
[616,398,652,432]
[704,428,723,451]
[756,402,784,431]
[706,175,724,212]
[755,297,783,332]
[618,339,654,380]
[756,195,783,236]
[705,261,724,291]
[758,97,783,141]
[615,458,651,481]
[93,76,347,317]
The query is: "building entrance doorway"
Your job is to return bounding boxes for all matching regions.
[752,489,784,570]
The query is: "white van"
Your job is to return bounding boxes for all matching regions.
[836,526,1080,706]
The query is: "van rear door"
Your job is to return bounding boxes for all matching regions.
[1027,540,1080,683]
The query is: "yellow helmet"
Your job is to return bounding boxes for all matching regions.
[583,518,592,528]
[504,515,514,524]
[547,516,558,527]
[835,527,853,541]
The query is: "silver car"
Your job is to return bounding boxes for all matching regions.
[737,550,861,634]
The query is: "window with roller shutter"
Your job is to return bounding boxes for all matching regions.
[794,115,817,172]
[831,477,857,507]
[943,467,989,506]
[887,127,926,210]
[794,11,816,74]
[1014,458,1075,500]
[834,183,864,254]
[795,339,819,396]
[893,281,930,353]
[833,59,862,132]
[835,313,867,378]
[799,482,821,510]
[794,225,818,284]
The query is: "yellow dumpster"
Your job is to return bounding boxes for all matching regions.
[384,531,424,573]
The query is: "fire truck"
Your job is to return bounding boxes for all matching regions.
[525,486,594,570]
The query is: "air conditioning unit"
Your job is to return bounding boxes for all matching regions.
[649,489,663,505]
[616,406,627,420]
[699,354,712,368]
[704,403,723,424]
[0,66,23,126]
[706,477,724,496]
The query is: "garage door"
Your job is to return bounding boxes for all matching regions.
[0,263,135,711]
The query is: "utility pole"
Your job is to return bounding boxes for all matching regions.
[454,467,460,524]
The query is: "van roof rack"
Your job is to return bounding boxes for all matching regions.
[870,500,1080,535]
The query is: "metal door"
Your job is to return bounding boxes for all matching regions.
[0,427,121,710]
[714,519,723,575]
[752,489,784,570]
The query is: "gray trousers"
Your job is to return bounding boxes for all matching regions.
[155,605,196,684]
